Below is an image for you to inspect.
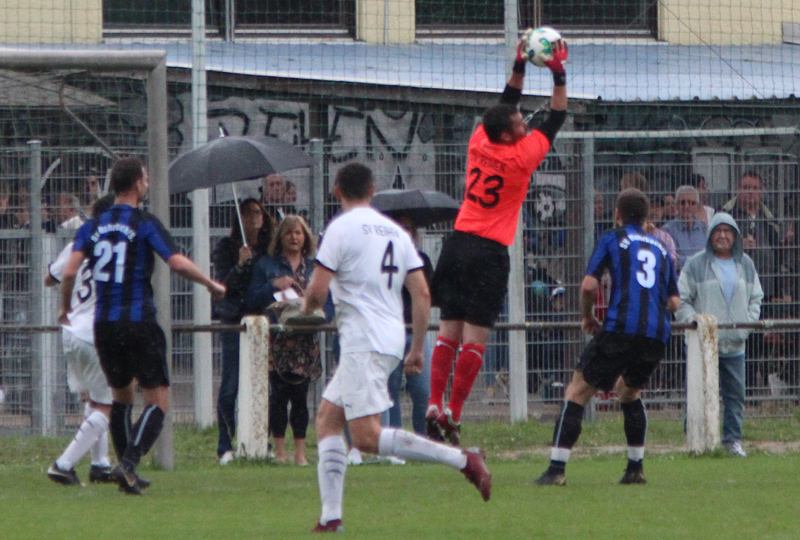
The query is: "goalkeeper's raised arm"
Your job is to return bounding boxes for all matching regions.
[499,34,567,143]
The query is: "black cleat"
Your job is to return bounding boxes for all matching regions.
[437,409,461,447]
[88,465,114,484]
[619,469,647,485]
[47,462,81,486]
[111,462,142,495]
[534,469,566,486]
[425,406,444,442]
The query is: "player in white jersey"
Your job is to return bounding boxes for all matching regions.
[46,195,115,486]
[302,163,492,533]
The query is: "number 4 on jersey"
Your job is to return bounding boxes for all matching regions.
[381,240,399,289]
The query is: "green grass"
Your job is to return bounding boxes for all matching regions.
[2,418,799,540]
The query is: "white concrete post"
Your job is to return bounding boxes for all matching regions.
[236,316,270,459]
[685,314,721,453]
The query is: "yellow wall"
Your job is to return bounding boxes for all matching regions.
[0,0,102,44]
[357,0,415,44]
[659,0,798,44]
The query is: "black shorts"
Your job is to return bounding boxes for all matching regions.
[431,231,510,328]
[576,331,665,392]
[94,321,170,390]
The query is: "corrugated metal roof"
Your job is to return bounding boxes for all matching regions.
[5,41,799,102]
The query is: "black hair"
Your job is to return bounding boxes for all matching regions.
[110,157,145,194]
[335,163,373,200]
[482,104,518,143]
[91,194,115,219]
[616,188,649,225]
[230,198,274,249]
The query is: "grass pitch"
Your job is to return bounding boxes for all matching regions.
[1,417,799,540]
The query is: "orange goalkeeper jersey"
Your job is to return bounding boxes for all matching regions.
[454,125,551,246]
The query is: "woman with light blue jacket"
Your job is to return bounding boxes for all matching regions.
[676,212,763,456]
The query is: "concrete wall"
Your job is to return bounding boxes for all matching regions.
[357,0,415,44]
[659,0,799,45]
[0,0,102,44]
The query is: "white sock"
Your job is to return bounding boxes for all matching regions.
[317,435,348,524]
[628,446,645,462]
[91,431,111,467]
[85,404,112,467]
[56,411,109,470]
[378,428,467,469]
[551,447,571,463]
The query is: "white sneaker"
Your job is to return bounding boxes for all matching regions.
[348,448,363,465]
[723,441,747,457]
[219,450,236,465]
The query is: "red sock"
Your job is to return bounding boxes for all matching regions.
[428,336,459,412]
[447,344,485,423]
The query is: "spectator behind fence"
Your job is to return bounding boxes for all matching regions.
[721,172,790,300]
[686,173,715,225]
[261,173,297,223]
[676,212,763,457]
[245,215,332,465]
[662,186,708,271]
[51,192,84,230]
[211,198,275,465]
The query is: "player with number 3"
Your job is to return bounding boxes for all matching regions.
[426,31,569,445]
[535,189,680,486]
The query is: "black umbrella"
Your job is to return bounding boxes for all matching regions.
[168,136,313,195]
[371,189,461,227]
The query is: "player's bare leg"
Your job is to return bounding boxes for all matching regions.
[615,378,648,484]
[439,322,491,445]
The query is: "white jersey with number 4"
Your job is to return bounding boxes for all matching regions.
[316,206,423,358]
[49,242,96,345]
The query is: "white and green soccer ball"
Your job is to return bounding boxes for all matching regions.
[522,26,562,68]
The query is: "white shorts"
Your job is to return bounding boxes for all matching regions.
[63,329,113,405]
[322,351,401,421]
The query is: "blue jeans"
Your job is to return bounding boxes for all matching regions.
[217,331,240,456]
[381,334,431,435]
[719,352,746,443]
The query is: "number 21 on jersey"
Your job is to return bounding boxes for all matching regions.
[93,240,128,284]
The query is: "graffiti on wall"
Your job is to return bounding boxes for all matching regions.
[173,95,437,207]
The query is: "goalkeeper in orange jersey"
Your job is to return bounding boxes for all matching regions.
[426,34,568,445]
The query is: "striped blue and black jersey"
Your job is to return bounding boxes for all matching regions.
[586,225,678,343]
[73,204,180,323]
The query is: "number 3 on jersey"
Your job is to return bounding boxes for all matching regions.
[94,240,128,283]
[636,248,656,289]
[381,240,399,289]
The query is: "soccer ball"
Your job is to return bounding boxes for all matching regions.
[522,26,562,68]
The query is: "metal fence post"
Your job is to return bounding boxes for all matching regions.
[29,140,55,435]
[191,0,214,428]
[686,314,721,453]
[581,136,596,422]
